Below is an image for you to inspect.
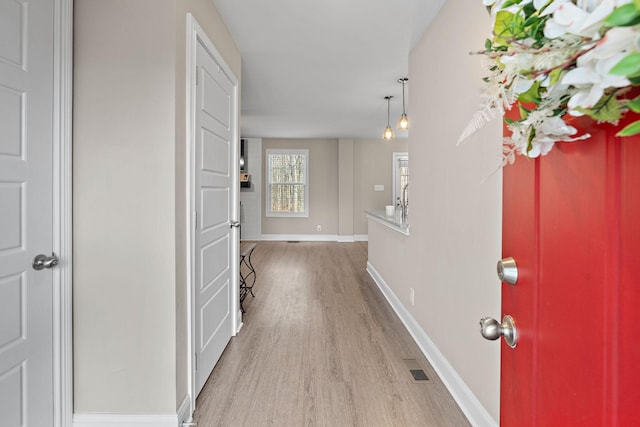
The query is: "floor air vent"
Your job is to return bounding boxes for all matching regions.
[403,358,429,382]
[287,241,300,243]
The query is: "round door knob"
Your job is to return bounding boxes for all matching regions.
[479,315,517,348]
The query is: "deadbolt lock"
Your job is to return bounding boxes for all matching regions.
[497,257,518,285]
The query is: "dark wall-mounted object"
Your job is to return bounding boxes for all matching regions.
[240,138,251,188]
[240,138,246,172]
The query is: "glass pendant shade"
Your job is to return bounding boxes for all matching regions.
[383,125,395,140]
[382,95,395,140]
[397,77,409,130]
[397,113,409,130]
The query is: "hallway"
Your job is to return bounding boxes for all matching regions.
[193,242,469,426]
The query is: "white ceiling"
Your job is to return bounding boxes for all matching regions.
[212,0,446,140]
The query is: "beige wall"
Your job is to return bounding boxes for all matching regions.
[74,0,177,413]
[338,139,355,238]
[262,139,339,236]
[367,0,502,422]
[74,0,240,415]
[353,139,408,235]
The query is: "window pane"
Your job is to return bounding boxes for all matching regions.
[270,184,305,213]
[270,154,306,183]
[267,149,308,217]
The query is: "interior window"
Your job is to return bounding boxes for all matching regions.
[266,148,309,217]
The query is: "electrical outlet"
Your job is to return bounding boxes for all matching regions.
[316,225,322,232]
[410,288,415,306]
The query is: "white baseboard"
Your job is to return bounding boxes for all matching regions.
[73,413,180,427]
[366,262,498,427]
[256,234,368,242]
[259,234,338,242]
[337,235,368,242]
[177,394,192,425]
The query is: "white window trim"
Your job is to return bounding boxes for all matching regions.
[266,148,309,217]
[392,151,409,205]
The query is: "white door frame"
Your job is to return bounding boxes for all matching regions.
[53,0,74,425]
[185,13,241,416]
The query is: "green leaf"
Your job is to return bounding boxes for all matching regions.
[610,52,640,76]
[635,0,640,9]
[548,68,564,86]
[501,0,522,9]
[575,95,622,122]
[519,104,531,119]
[605,3,640,27]
[626,69,640,79]
[493,10,525,45]
[526,127,536,154]
[517,80,541,104]
[504,117,516,125]
[522,2,536,17]
[485,38,493,50]
[616,119,640,136]
[627,96,640,113]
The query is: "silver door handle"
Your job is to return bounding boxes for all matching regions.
[479,315,517,348]
[33,253,59,270]
[230,221,240,228]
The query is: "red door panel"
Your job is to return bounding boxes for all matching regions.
[501,149,537,427]
[617,135,640,426]
[537,130,609,425]
[501,118,640,426]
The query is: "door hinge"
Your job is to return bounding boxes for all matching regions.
[195,353,198,371]
[195,66,199,85]
[194,211,198,230]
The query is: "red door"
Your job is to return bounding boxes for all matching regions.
[500,116,640,425]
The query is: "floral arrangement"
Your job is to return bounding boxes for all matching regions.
[460,0,640,163]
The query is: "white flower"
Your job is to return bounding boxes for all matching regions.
[523,137,557,157]
[585,25,638,60]
[538,115,578,136]
[533,0,550,10]
[544,0,632,39]
[559,26,635,114]
[544,2,593,38]
[538,0,572,17]
[508,112,580,158]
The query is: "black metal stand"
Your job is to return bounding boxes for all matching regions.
[239,243,256,313]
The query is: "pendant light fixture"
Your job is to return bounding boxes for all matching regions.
[383,96,395,140]
[397,77,409,130]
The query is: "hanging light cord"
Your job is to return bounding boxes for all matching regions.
[402,80,406,115]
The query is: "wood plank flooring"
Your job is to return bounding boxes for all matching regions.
[193,241,470,427]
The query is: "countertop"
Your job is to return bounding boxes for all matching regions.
[366,210,409,235]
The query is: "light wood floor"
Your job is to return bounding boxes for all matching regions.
[193,241,470,427]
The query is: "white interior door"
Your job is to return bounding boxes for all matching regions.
[0,0,56,425]
[194,38,236,395]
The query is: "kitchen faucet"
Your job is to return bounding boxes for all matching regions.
[401,183,409,220]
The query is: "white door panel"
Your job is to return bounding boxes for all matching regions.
[0,0,55,425]
[194,38,236,395]
[202,130,230,175]
[201,188,229,229]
